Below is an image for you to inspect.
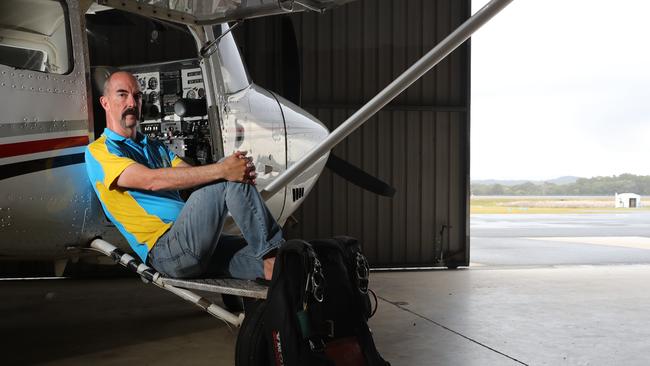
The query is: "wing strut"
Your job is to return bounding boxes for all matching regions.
[262,0,514,198]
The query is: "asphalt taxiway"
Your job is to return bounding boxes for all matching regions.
[471,212,650,266]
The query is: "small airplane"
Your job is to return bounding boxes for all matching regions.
[0,0,367,274]
[0,0,512,326]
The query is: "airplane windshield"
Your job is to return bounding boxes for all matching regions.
[212,24,251,94]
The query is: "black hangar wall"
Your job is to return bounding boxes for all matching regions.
[237,0,471,268]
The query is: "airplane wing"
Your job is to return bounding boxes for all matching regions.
[96,0,356,25]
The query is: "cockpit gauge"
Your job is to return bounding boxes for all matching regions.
[148,77,159,90]
[149,91,159,104]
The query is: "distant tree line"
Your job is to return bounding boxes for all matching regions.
[471,174,650,196]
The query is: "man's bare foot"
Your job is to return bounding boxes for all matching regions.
[263,256,275,280]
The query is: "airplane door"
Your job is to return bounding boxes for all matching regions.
[0,0,101,258]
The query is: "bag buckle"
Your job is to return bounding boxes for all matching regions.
[308,337,325,352]
[355,252,369,294]
[311,257,325,303]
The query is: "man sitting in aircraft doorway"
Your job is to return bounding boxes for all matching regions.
[85,71,282,281]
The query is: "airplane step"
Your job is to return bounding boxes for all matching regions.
[161,278,268,299]
[89,239,248,326]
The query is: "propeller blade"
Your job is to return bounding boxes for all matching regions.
[326,153,396,197]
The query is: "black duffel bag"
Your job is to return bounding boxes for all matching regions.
[235,237,389,366]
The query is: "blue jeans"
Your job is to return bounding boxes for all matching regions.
[147,181,284,280]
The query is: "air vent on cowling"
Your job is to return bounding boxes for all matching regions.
[292,187,305,202]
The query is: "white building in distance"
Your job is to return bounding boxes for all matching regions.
[615,193,641,208]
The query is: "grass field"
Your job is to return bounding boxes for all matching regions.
[470,196,650,214]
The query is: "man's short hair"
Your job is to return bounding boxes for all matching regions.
[102,72,115,96]
[102,71,136,96]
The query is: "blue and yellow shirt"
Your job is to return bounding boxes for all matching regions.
[85,128,184,262]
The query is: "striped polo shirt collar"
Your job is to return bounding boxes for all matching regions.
[103,128,148,146]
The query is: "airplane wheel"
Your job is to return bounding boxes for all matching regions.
[235,299,269,366]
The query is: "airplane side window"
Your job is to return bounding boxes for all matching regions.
[0,45,46,71]
[0,0,72,74]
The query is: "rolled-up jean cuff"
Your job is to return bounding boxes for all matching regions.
[257,239,284,259]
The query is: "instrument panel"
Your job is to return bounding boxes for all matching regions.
[124,59,213,165]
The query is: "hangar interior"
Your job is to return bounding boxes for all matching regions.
[236,0,471,269]
[6,1,650,366]
[84,0,471,269]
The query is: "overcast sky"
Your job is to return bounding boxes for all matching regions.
[471,0,650,180]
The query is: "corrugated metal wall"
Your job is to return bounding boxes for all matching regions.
[238,0,471,268]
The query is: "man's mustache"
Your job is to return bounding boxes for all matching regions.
[122,108,139,119]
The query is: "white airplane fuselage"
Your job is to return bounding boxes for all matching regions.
[0,0,329,263]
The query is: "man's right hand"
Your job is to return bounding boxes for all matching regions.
[219,151,257,184]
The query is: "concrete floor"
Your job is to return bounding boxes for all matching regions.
[372,266,650,365]
[4,213,650,365]
[3,264,650,365]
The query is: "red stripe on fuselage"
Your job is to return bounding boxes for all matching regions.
[0,136,89,158]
